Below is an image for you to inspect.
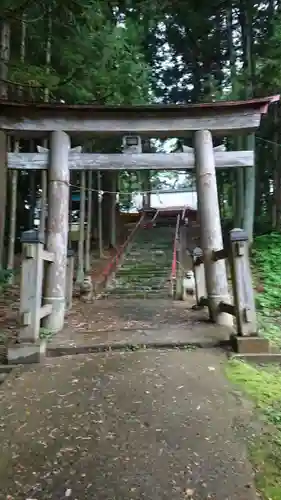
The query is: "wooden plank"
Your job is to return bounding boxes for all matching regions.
[7,150,254,171]
[39,303,52,319]
[41,249,54,262]
[180,144,226,152]
[213,249,228,261]
[219,302,236,316]
[0,109,262,135]
[37,145,82,153]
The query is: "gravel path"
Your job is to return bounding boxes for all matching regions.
[0,349,258,499]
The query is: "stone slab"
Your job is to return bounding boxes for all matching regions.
[230,352,281,364]
[48,323,232,358]
[0,364,17,373]
[231,335,269,354]
[8,341,46,365]
[47,337,231,358]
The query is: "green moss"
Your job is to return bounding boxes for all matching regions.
[226,359,281,499]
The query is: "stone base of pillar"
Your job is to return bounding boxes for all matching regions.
[8,340,46,365]
[231,335,269,354]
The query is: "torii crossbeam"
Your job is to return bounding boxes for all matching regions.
[7,150,254,170]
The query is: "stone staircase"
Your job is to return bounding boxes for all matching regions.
[105,224,175,299]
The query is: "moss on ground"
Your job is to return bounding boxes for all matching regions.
[252,233,281,348]
[226,359,281,499]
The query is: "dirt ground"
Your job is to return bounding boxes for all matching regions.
[49,297,231,353]
[0,348,258,499]
[0,248,118,356]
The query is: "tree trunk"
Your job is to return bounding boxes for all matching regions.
[0,21,10,99]
[0,21,10,266]
[227,7,245,227]
[239,2,255,242]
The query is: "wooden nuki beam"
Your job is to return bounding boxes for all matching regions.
[7,150,254,171]
[177,144,226,153]
[37,145,82,153]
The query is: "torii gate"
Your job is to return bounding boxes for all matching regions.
[0,96,279,336]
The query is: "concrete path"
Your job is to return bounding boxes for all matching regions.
[0,349,257,499]
[50,299,231,354]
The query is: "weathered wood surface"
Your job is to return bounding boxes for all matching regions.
[0,131,7,266]
[37,145,82,153]
[0,96,279,135]
[7,151,254,170]
[229,229,257,335]
[85,171,92,273]
[0,110,261,137]
[195,129,233,327]
[7,139,18,281]
[178,144,226,152]
[43,131,70,332]
[19,240,45,343]
[0,108,267,135]
[192,247,207,305]
[76,170,86,284]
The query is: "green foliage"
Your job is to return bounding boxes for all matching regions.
[50,19,152,104]
[0,269,13,291]
[226,360,281,500]
[252,233,281,312]
[5,1,152,106]
[39,327,54,340]
[235,232,281,498]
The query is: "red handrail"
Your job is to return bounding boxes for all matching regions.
[101,213,145,282]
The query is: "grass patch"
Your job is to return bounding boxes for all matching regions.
[258,313,281,348]
[252,233,281,313]
[226,359,281,499]
[224,233,281,497]
[0,268,14,292]
[252,233,281,347]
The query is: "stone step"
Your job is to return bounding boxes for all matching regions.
[108,282,169,291]
[105,292,169,299]
[123,254,172,259]
[118,265,171,272]
[114,273,170,280]
[117,267,171,274]
[121,259,171,265]
[105,225,175,298]
[115,274,170,281]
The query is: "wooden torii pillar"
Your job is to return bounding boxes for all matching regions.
[194,131,231,325]
[42,131,70,332]
[178,141,231,325]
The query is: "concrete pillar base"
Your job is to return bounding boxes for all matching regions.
[231,335,269,354]
[8,340,46,365]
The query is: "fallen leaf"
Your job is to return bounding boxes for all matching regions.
[184,488,194,498]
